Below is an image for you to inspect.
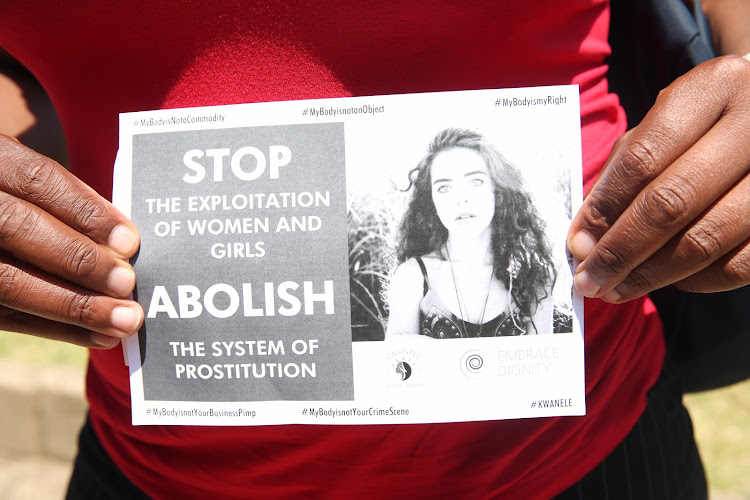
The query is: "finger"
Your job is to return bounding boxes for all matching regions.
[0,135,139,258]
[674,237,750,293]
[0,307,123,349]
[0,190,136,297]
[577,107,750,299]
[568,56,750,296]
[568,63,727,258]
[600,172,750,301]
[0,254,143,337]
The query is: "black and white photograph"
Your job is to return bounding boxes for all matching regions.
[347,127,574,342]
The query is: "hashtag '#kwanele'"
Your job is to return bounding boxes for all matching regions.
[530,401,537,409]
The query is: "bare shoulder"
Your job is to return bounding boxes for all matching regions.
[386,258,426,338]
[391,257,425,289]
[392,254,443,281]
[415,252,445,272]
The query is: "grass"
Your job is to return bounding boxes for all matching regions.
[684,379,750,495]
[0,331,748,495]
[0,331,88,369]
[347,190,399,341]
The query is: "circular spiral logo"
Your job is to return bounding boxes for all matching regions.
[460,351,487,379]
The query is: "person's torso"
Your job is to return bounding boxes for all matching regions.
[0,2,664,498]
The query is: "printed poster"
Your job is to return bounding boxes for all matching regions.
[114,86,585,425]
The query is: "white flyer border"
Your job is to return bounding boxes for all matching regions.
[115,85,586,426]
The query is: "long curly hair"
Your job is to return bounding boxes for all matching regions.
[397,128,556,323]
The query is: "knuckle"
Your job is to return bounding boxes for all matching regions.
[60,241,101,279]
[12,155,62,201]
[676,250,750,292]
[579,192,619,237]
[723,258,750,286]
[610,131,630,152]
[590,243,630,278]
[1,146,111,238]
[638,181,692,229]
[673,278,702,293]
[620,268,657,296]
[0,195,39,242]
[679,223,725,266]
[70,197,109,237]
[710,55,750,86]
[0,263,27,307]
[701,56,750,109]
[65,293,97,326]
[655,85,670,102]
[614,133,670,181]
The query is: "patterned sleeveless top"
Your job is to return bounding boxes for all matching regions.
[414,257,528,338]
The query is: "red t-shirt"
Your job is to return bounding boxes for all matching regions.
[0,1,665,498]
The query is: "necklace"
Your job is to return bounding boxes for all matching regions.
[446,245,495,338]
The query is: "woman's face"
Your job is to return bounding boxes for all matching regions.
[430,147,495,239]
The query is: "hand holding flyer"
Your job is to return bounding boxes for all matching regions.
[114,86,585,425]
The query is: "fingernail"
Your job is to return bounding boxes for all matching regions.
[602,281,633,303]
[111,305,142,334]
[569,231,597,260]
[601,288,622,303]
[109,225,139,257]
[108,266,136,297]
[91,332,121,349]
[574,270,602,297]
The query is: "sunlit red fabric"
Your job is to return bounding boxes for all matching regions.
[0,1,664,498]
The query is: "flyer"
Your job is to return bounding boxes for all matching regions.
[114,86,585,426]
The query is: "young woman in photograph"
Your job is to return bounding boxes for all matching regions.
[386,128,557,339]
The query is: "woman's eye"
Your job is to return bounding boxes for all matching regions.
[436,184,451,193]
[470,177,484,186]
